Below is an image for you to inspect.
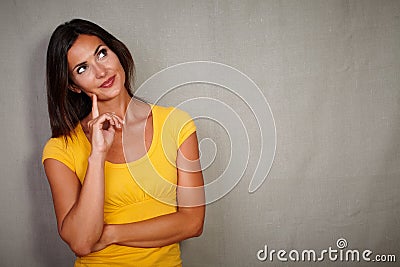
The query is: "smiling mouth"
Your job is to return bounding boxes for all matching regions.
[100,75,116,88]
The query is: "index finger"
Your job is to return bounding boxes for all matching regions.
[92,94,99,119]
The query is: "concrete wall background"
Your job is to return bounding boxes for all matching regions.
[0,0,399,266]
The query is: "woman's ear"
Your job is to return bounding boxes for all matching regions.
[68,84,82,93]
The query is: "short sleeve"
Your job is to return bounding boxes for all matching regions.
[42,137,76,172]
[168,107,196,148]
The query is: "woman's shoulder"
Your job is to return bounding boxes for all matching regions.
[42,124,89,170]
[151,103,195,131]
[43,124,86,152]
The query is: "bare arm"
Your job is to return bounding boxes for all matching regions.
[92,132,205,250]
[44,155,105,256]
[44,95,123,256]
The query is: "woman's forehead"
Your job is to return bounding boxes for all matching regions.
[67,35,104,68]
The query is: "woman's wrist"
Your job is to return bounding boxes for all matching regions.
[88,152,106,164]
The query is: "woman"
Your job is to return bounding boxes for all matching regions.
[42,18,205,266]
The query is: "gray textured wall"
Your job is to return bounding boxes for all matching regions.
[0,0,399,266]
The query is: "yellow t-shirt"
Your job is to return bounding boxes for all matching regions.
[42,105,196,267]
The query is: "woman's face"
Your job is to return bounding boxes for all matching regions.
[67,34,125,100]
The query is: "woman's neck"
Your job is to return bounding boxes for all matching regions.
[96,90,132,118]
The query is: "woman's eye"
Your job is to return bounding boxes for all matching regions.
[77,66,86,74]
[98,48,107,59]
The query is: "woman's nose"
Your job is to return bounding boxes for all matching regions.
[93,63,107,78]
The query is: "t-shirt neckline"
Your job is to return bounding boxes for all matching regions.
[77,104,157,168]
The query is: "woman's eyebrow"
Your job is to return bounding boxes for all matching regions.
[93,44,102,56]
[72,44,103,71]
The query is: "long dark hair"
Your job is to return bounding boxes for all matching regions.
[46,18,135,138]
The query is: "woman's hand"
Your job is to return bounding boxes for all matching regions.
[87,94,123,155]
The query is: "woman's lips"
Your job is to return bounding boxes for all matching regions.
[99,75,116,88]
